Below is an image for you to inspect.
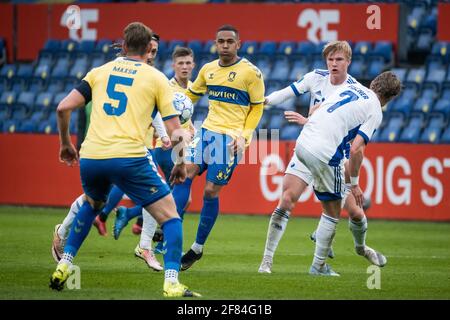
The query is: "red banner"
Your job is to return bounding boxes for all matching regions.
[15,3,398,60]
[438,3,450,41]
[0,134,449,221]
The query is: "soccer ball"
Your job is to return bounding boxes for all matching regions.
[172,92,194,124]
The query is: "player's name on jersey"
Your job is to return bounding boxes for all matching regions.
[113,66,138,75]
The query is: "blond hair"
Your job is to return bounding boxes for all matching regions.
[322,41,352,61]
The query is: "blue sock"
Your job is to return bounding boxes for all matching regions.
[100,186,124,220]
[64,201,99,257]
[126,206,142,220]
[172,178,192,220]
[195,197,219,245]
[161,218,183,271]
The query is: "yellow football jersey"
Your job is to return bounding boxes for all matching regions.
[80,57,178,159]
[154,77,194,148]
[186,58,265,139]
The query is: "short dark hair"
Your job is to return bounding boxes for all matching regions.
[172,46,194,60]
[123,22,153,56]
[217,24,239,38]
[152,33,160,43]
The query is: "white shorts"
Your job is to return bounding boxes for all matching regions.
[285,154,313,185]
[295,143,345,201]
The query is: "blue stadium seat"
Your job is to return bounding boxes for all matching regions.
[348,55,365,79]
[16,64,34,79]
[2,119,19,133]
[95,39,113,54]
[270,56,290,81]
[0,103,10,121]
[412,96,434,113]
[65,79,79,93]
[202,40,217,55]
[420,83,439,100]
[289,59,309,81]
[259,41,277,56]
[17,92,35,109]
[264,81,282,100]
[10,104,30,121]
[440,126,450,143]
[398,113,425,143]
[61,39,78,54]
[255,56,271,80]
[406,68,426,84]
[241,41,258,56]
[425,69,446,84]
[17,119,37,133]
[426,55,444,72]
[10,78,26,94]
[430,41,449,62]
[280,124,301,140]
[354,41,372,57]
[267,111,285,130]
[0,64,16,79]
[311,57,326,70]
[378,113,405,142]
[46,79,65,94]
[371,41,393,63]
[277,97,296,111]
[91,56,106,69]
[313,42,327,55]
[28,78,46,94]
[53,92,69,107]
[77,40,95,54]
[35,92,54,111]
[278,41,296,56]
[419,113,446,143]
[432,98,450,116]
[34,64,52,80]
[391,68,407,83]
[42,39,61,54]
[441,83,450,100]
[69,63,88,80]
[37,119,58,134]
[187,40,202,57]
[0,91,16,105]
[296,41,315,56]
[162,57,174,79]
[416,28,434,51]
[167,40,185,55]
[367,56,386,78]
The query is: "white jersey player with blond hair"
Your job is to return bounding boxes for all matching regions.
[259,41,387,274]
[295,71,401,275]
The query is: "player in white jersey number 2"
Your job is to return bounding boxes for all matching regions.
[259,41,392,274]
[295,71,401,275]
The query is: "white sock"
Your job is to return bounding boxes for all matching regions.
[140,208,157,250]
[349,215,368,249]
[263,207,290,258]
[164,269,178,284]
[60,252,74,265]
[191,242,203,254]
[312,213,339,269]
[58,194,85,239]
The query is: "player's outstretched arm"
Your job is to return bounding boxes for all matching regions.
[265,86,296,106]
[164,116,191,185]
[56,89,86,166]
[348,135,366,208]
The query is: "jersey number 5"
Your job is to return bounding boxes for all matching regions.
[103,75,134,116]
[327,90,359,113]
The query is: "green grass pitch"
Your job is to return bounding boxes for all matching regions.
[0,206,449,300]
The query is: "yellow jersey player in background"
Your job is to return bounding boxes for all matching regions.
[171,24,265,271]
[49,22,200,297]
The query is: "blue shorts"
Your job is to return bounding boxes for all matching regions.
[186,128,240,185]
[80,152,170,207]
[154,147,174,183]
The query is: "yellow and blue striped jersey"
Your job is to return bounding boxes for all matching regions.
[79,57,178,159]
[186,58,265,139]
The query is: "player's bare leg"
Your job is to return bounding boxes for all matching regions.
[259,174,307,273]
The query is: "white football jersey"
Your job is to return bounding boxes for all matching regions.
[297,82,382,166]
[290,69,359,109]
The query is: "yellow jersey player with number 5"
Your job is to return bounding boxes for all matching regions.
[171,24,265,271]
